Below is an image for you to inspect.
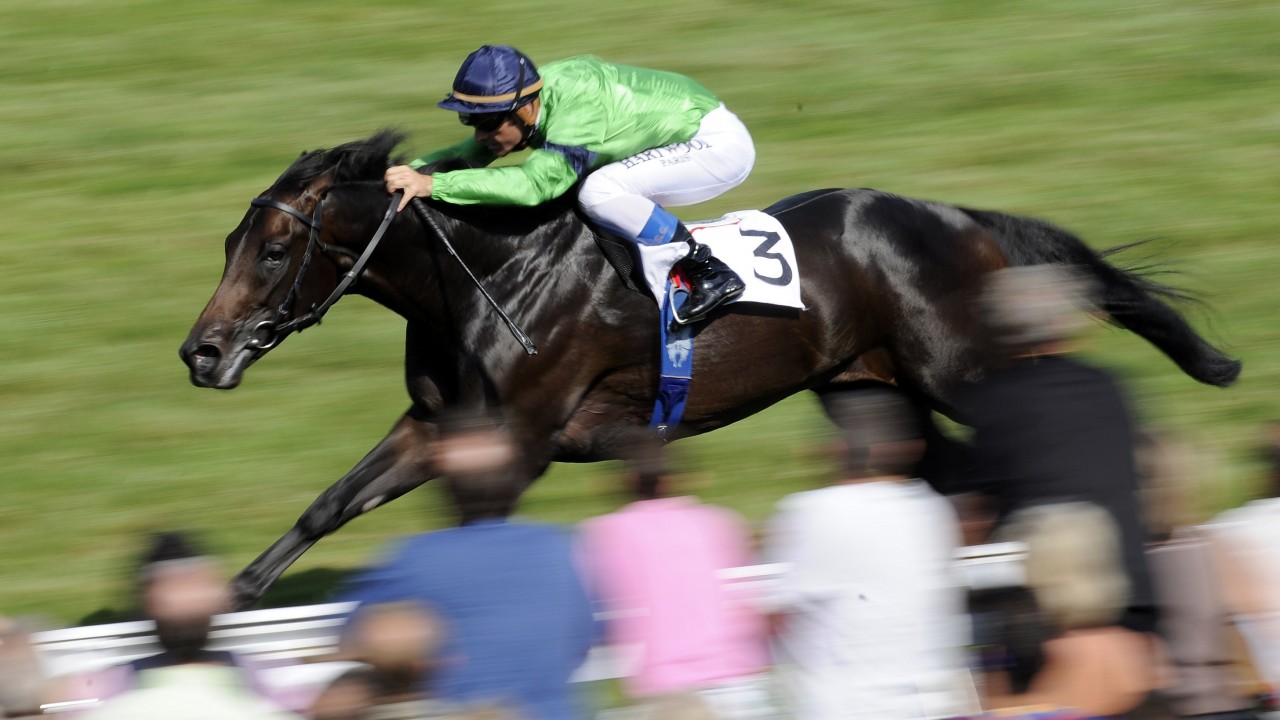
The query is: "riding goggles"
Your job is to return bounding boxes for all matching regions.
[459,112,509,133]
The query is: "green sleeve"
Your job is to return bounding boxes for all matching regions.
[430,150,580,206]
[408,138,495,170]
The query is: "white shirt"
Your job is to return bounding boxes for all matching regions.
[764,480,972,720]
[1209,498,1280,684]
[84,665,301,720]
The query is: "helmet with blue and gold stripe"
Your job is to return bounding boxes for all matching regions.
[438,45,542,115]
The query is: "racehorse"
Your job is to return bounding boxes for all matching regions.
[180,130,1240,608]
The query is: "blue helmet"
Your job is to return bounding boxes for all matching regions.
[438,45,543,115]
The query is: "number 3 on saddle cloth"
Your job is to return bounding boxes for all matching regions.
[631,210,805,440]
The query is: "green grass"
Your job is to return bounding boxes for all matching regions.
[1,0,1277,625]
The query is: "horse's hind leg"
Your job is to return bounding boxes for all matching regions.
[230,405,438,610]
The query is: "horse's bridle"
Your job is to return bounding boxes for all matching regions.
[245,191,401,350]
[245,189,538,356]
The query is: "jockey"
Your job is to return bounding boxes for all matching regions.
[385,45,753,325]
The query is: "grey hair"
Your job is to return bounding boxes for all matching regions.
[999,502,1129,630]
[979,265,1099,354]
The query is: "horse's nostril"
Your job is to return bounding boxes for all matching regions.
[191,343,222,372]
[194,344,221,361]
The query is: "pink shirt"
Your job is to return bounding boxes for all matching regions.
[579,497,769,696]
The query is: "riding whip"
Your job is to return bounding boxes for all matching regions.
[408,197,538,356]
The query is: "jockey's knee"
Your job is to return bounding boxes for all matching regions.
[578,187,658,240]
[578,170,628,219]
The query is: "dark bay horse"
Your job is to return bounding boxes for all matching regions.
[180,130,1239,608]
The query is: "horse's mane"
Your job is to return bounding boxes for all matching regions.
[269,129,409,193]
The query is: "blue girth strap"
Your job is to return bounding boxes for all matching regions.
[650,284,693,442]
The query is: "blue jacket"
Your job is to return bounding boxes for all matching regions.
[340,519,597,720]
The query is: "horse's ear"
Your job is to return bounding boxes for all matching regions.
[303,167,337,200]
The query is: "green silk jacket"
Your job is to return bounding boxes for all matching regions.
[410,55,721,206]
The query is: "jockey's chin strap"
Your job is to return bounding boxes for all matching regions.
[507,56,540,152]
[246,192,401,351]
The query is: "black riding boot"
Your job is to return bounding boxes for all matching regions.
[671,228,745,325]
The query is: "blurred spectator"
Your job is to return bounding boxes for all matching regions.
[313,601,514,720]
[951,493,1028,592]
[763,388,974,719]
[982,502,1162,718]
[967,586,1055,703]
[337,416,595,720]
[958,265,1157,634]
[1141,431,1262,719]
[579,442,774,717]
[69,532,300,711]
[311,671,378,720]
[83,533,301,719]
[634,692,721,720]
[1207,423,1280,699]
[951,491,998,549]
[0,616,55,718]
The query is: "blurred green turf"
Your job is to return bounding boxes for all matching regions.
[0,0,1276,624]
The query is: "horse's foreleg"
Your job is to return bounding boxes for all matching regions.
[230,406,436,610]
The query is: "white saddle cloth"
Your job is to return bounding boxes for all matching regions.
[635,210,805,311]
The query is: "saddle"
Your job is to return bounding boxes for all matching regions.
[584,212,804,440]
[590,224,649,295]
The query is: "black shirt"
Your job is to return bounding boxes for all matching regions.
[957,354,1155,618]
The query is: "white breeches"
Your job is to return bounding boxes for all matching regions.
[577,104,756,238]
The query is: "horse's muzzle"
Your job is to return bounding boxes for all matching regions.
[179,339,227,388]
[179,332,260,390]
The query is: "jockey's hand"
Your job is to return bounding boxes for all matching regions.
[384,165,433,212]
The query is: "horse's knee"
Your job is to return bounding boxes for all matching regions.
[295,491,347,538]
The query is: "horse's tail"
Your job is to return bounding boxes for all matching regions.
[960,208,1241,387]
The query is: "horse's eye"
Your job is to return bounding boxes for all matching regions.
[263,246,287,266]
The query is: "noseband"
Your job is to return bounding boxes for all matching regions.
[246,191,401,350]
